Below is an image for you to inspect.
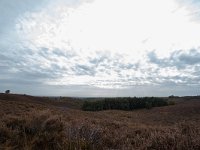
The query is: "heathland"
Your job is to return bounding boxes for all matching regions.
[0,93,200,150]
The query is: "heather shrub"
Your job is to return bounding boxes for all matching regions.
[1,94,200,150]
[1,110,66,150]
[168,100,176,105]
[0,110,104,150]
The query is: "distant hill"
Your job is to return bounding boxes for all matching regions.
[0,93,83,109]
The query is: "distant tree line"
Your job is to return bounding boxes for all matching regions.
[82,97,169,111]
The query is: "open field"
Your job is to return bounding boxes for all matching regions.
[0,94,200,150]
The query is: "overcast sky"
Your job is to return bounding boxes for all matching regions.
[1,0,200,97]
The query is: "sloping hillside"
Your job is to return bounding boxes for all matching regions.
[0,94,200,149]
[0,93,83,109]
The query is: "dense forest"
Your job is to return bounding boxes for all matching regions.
[82,97,169,111]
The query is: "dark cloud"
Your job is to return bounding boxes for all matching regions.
[72,64,96,76]
[176,49,200,65]
[145,49,200,88]
[89,52,140,75]
[148,49,200,69]
[52,48,76,58]
[0,47,68,88]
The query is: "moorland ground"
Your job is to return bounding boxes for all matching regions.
[0,93,200,150]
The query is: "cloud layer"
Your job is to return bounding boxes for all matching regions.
[1,0,200,96]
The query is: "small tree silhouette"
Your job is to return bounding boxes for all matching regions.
[5,90,10,94]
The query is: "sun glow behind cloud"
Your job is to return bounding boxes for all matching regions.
[17,0,200,55]
[14,0,200,89]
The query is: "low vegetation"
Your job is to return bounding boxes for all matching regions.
[0,94,200,149]
[82,97,168,111]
